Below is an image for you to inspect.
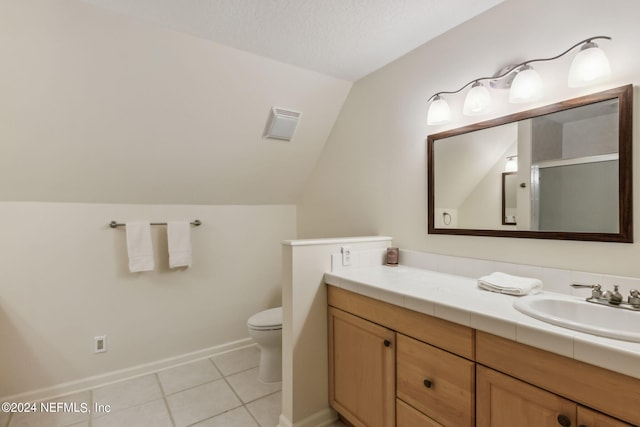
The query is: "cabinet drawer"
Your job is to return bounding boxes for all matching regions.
[396,399,442,427]
[397,334,474,427]
[578,406,635,427]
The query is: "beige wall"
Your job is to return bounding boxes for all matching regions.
[457,153,510,230]
[0,0,351,205]
[0,202,295,398]
[280,238,391,426]
[0,0,346,400]
[298,0,640,277]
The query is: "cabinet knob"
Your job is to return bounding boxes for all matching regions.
[557,414,571,427]
[383,339,391,347]
[423,379,432,388]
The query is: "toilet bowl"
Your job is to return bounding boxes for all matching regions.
[247,307,282,383]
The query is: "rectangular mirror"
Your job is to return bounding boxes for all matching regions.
[428,85,633,242]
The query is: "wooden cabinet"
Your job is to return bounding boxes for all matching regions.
[327,285,474,359]
[477,366,634,427]
[328,306,395,427]
[328,286,474,427]
[327,285,640,427]
[477,365,576,427]
[397,334,474,426]
[476,331,640,426]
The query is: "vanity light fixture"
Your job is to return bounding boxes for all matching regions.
[568,40,611,87]
[426,36,612,125]
[427,95,452,125]
[462,81,492,115]
[509,65,543,104]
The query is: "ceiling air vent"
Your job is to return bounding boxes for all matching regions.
[263,107,301,141]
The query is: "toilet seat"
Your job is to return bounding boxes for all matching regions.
[247,307,282,331]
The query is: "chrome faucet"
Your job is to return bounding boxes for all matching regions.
[603,285,623,305]
[570,283,603,299]
[570,283,640,311]
[628,289,640,308]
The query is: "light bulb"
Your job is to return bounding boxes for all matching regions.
[568,42,611,87]
[463,82,492,116]
[427,95,451,125]
[509,65,543,103]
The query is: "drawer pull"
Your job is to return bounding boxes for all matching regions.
[423,379,432,388]
[383,339,391,347]
[557,414,571,427]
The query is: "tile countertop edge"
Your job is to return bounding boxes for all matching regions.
[282,236,392,246]
[324,266,640,381]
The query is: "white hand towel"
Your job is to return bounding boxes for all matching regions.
[126,222,155,272]
[477,272,543,296]
[167,222,192,268]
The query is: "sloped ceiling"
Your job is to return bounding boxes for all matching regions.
[77,0,505,82]
[0,0,503,205]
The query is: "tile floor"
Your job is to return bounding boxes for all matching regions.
[2,346,297,427]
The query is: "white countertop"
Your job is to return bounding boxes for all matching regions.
[324,265,640,380]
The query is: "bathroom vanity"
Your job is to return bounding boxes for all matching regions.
[325,266,640,427]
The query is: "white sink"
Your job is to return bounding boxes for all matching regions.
[513,293,640,342]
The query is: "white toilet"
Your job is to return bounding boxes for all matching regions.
[247,306,282,383]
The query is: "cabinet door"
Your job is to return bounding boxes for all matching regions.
[477,365,576,427]
[577,406,635,427]
[397,334,474,426]
[328,307,395,427]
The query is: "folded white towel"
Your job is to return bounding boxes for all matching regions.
[477,272,542,296]
[126,222,155,272]
[167,222,192,268]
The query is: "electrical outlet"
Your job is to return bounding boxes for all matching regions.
[94,335,107,353]
[341,246,353,266]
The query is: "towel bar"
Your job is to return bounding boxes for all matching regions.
[109,220,202,228]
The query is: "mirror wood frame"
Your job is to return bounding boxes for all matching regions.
[427,84,633,242]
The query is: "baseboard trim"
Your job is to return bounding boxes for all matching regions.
[2,338,254,403]
[278,414,293,427]
[278,407,338,427]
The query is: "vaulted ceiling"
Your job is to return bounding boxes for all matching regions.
[0,0,504,204]
[78,0,505,81]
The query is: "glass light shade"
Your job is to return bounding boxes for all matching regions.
[504,156,518,172]
[509,65,543,103]
[427,96,451,125]
[568,43,611,87]
[463,82,492,116]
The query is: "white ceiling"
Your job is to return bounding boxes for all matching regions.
[79,0,505,81]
